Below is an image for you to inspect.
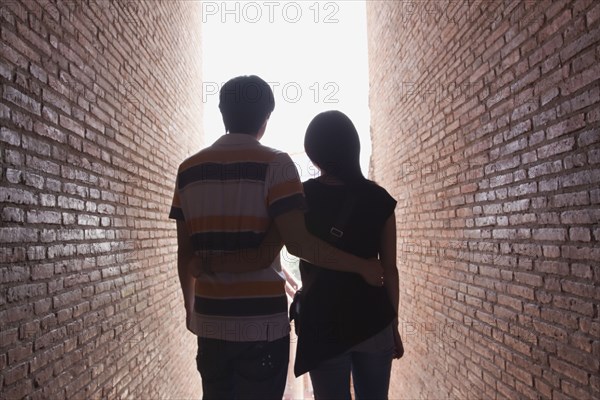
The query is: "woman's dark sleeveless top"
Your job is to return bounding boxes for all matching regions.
[294,179,397,376]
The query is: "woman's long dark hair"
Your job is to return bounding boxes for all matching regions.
[304,110,366,185]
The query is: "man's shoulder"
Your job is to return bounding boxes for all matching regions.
[177,148,210,172]
[255,142,288,158]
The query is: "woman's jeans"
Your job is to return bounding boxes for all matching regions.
[309,325,394,400]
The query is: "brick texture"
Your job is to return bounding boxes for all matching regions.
[367,1,599,399]
[1,0,203,399]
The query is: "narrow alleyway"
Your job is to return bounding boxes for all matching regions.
[0,1,598,399]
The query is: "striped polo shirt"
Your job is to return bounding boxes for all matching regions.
[169,133,306,342]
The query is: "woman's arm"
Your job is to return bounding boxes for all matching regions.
[380,212,399,314]
[380,211,403,358]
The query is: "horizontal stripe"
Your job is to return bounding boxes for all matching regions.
[178,162,268,188]
[189,312,290,341]
[195,280,285,298]
[268,180,304,205]
[180,148,278,170]
[190,231,265,251]
[169,206,184,220]
[179,181,269,220]
[194,295,288,317]
[193,259,284,285]
[268,193,307,218]
[187,215,270,233]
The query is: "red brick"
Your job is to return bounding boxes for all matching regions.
[578,129,600,146]
[557,343,600,371]
[41,88,72,115]
[33,121,67,143]
[2,20,42,60]
[589,148,600,164]
[30,264,54,281]
[553,293,594,316]
[3,85,41,115]
[540,9,573,40]
[560,209,600,224]
[532,228,567,241]
[563,61,600,96]
[7,342,33,366]
[587,2,600,25]
[59,114,85,137]
[536,137,575,159]
[550,192,589,207]
[6,283,46,303]
[0,127,21,146]
[0,227,39,243]
[514,271,543,287]
[16,19,51,55]
[569,227,591,241]
[26,210,61,225]
[563,152,588,169]
[563,23,600,61]
[0,329,19,351]
[570,263,593,279]
[560,279,599,299]
[3,362,29,386]
[560,169,600,188]
[507,182,537,197]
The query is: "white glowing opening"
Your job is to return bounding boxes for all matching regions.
[201,0,371,181]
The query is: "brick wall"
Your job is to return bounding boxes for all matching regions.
[367,0,599,399]
[1,1,203,399]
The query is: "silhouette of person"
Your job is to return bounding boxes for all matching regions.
[294,110,403,400]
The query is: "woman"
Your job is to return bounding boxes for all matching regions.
[294,110,402,399]
[199,110,402,398]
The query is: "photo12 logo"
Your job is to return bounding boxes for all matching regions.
[391,1,542,27]
[394,80,473,104]
[118,320,144,344]
[201,1,340,24]
[202,81,340,104]
[398,239,503,265]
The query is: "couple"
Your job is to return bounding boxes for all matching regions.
[169,75,402,400]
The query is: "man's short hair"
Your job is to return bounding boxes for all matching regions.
[219,75,275,135]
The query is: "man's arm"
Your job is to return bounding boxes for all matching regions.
[176,220,195,331]
[274,210,383,286]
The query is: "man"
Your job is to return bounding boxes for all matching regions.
[169,75,383,399]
